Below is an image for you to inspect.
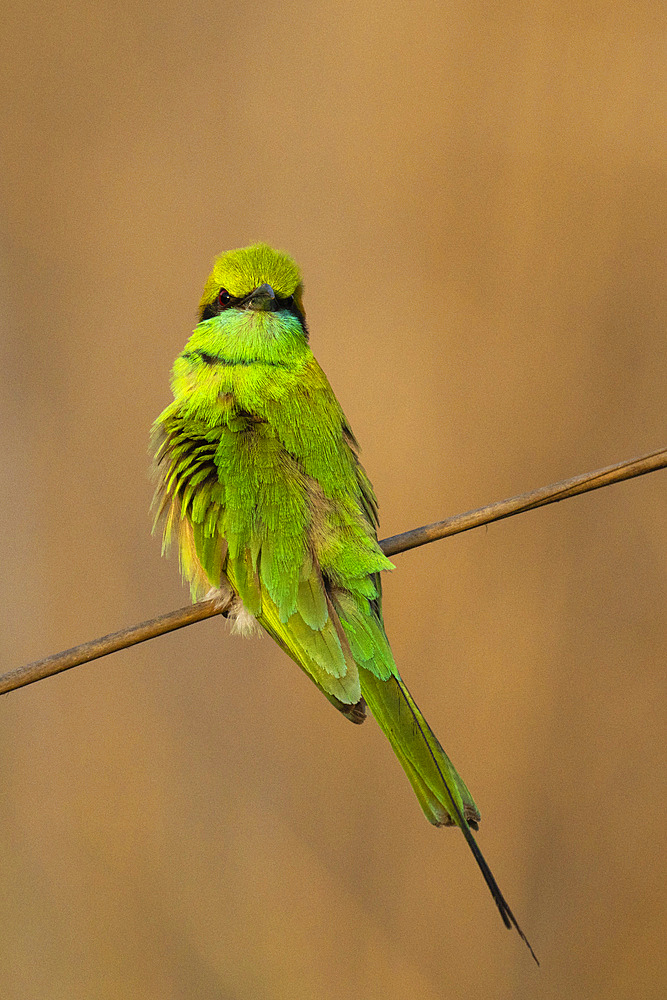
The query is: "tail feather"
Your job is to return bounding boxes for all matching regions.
[358,667,480,827]
[359,666,539,965]
[457,814,539,963]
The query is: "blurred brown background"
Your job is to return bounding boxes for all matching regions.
[1,1,665,997]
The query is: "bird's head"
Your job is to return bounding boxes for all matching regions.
[198,243,307,335]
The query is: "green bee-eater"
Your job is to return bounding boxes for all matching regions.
[152,243,537,961]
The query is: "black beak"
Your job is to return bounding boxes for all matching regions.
[242,283,278,312]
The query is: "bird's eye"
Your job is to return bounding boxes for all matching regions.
[218,288,231,307]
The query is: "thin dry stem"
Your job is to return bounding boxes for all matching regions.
[1,446,664,696]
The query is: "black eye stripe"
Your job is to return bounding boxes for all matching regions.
[198,289,307,333]
[200,291,241,320]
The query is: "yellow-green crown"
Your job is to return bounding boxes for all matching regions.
[199,243,303,312]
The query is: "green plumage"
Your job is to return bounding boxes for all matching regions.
[152,243,536,961]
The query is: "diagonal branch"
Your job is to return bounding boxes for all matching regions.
[1,446,665,697]
[380,445,667,555]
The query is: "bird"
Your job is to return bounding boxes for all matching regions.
[151,242,537,963]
